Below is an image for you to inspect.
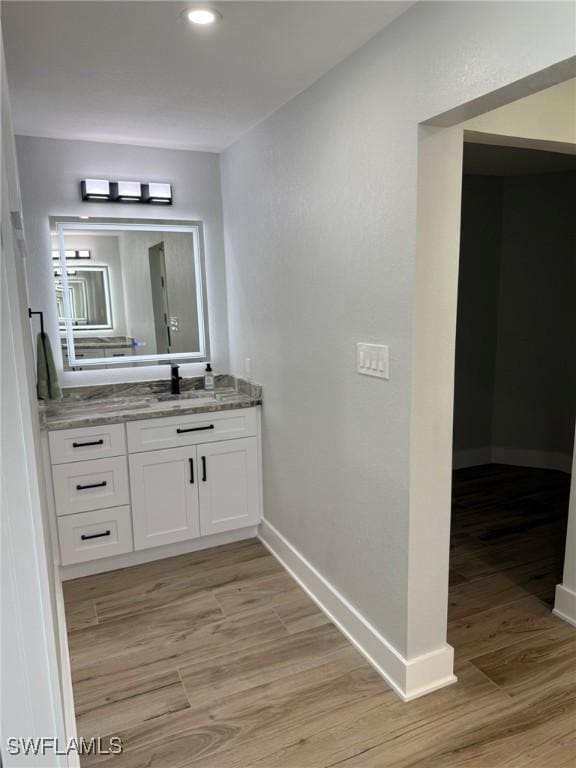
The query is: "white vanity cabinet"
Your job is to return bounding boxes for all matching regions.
[47,407,262,570]
[129,446,201,550]
[198,437,260,536]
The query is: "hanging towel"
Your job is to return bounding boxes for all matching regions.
[36,331,61,400]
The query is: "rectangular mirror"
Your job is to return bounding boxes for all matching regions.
[51,218,209,369]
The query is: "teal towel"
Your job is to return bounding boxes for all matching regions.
[36,331,61,400]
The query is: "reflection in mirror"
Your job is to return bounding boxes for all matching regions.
[55,266,112,329]
[51,219,208,370]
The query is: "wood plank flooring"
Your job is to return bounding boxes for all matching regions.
[64,464,575,767]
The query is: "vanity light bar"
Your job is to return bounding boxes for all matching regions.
[80,179,173,205]
[52,250,91,260]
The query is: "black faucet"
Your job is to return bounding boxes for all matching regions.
[170,364,182,395]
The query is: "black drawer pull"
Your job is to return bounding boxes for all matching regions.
[72,439,104,448]
[176,425,215,434]
[76,481,107,491]
[81,530,111,541]
[202,456,207,482]
[189,458,195,484]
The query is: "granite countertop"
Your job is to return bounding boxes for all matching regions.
[39,375,262,431]
[63,336,135,350]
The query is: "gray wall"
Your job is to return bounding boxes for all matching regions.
[453,176,502,454]
[494,172,576,456]
[454,171,576,461]
[16,136,229,382]
[221,1,575,657]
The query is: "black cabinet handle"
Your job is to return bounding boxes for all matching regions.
[176,425,215,434]
[72,439,104,448]
[76,481,107,490]
[81,530,111,541]
[202,456,207,482]
[189,458,195,484]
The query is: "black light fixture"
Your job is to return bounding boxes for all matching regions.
[112,181,143,202]
[143,182,173,205]
[80,178,172,205]
[80,179,112,201]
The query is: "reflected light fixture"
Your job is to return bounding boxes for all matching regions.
[52,249,91,260]
[187,8,219,25]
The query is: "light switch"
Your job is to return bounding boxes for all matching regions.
[357,343,389,379]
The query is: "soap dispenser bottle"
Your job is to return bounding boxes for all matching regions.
[204,363,215,391]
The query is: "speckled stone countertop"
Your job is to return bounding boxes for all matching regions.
[68,336,135,349]
[39,375,262,431]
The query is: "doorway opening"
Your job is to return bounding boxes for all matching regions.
[148,241,171,355]
[447,141,575,664]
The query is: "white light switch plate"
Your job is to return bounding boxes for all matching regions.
[357,343,389,379]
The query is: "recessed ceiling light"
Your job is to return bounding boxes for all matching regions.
[187,8,220,25]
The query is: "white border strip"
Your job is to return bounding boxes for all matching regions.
[259,519,456,701]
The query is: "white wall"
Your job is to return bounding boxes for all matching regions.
[1,40,73,765]
[16,136,229,384]
[221,0,576,677]
[454,171,576,466]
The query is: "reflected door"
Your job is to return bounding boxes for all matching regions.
[148,241,171,354]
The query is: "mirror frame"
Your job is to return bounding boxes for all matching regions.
[51,216,210,368]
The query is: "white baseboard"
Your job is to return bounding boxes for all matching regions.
[60,526,258,580]
[259,519,456,702]
[453,446,572,473]
[553,583,576,627]
[54,561,80,768]
[492,447,572,473]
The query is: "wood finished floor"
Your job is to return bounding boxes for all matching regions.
[64,465,575,767]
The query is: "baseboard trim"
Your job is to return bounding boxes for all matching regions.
[259,519,456,702]
[553,583,576,627]
[453,446,572,473]
[54,561,80,768]
[60,526,258,580]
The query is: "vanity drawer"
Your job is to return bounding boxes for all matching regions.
[58,506,133,565]
[49,423,126,464]
[127,408,258,453]
[53,456,130,516]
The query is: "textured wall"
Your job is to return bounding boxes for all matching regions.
[221,2,576,656]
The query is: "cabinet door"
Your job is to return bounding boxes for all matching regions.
[129,447,200,550]
[198,437,261,536]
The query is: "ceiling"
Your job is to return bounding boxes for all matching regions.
[2,1,413,152]
[463,142,576,176]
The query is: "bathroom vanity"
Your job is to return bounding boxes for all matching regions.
[40,377,263,576]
